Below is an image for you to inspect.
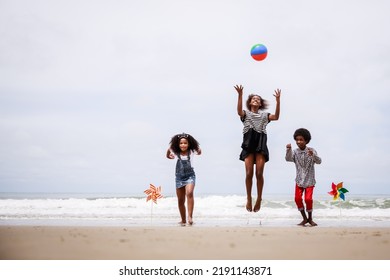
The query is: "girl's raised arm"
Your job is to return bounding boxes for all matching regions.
[234,85,245,118]
[269,88,281,121]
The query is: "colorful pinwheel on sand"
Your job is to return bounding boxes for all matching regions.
[144,184,163,223]
[328,182,349,201]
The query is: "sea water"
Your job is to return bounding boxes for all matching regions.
[0,193,389,227]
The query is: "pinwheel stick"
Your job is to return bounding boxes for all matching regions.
[150,201,153,224]
[339,199,342,216]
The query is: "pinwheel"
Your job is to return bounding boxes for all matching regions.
[328,182,349,201]
[144,184,163,204]
[144,184,163,223]
[328,182,349,216]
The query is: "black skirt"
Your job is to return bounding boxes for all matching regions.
[239,128,269,162]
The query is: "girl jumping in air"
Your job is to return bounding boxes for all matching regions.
[234,85,281,212]
[166,133,201,225]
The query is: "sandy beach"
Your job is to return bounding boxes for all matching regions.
[0,226,389,260]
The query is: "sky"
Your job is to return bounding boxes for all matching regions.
[0,0,389,196]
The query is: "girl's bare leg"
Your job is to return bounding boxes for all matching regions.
[186,183,195,225]
[253,153,266,212]
[176,187,186,225]
[244,154,255,212]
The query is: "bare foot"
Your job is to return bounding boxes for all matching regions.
[297,219,308,226]
[246,198,253,212]
[253,198,262,212]
[188,217,194,226]
[308,220,318,227]
[178,221,186,226]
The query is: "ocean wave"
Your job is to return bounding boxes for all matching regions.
[0,195,389,223]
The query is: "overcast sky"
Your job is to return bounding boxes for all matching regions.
[1,0,389,196]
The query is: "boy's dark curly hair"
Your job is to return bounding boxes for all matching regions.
[293,128,312,144]
[246,94,269,111]
[169,133,200,155]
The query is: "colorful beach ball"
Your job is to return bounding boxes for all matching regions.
[250,44,268,61]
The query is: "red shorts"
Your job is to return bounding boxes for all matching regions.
[295,184,314,212]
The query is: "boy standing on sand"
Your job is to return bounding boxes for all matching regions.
[286,128,321,226]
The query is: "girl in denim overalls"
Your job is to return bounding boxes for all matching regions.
[166,133,201,225]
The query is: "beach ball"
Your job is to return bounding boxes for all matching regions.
[250,44,268,61]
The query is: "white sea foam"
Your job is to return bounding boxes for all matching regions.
[0,194,389,227]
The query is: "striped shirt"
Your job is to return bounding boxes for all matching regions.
[285,147,322,188]
[241,110,270,134]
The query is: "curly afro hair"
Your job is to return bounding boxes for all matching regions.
[169,133,200,155]
[293,128,312,144]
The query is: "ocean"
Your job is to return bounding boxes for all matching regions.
[0,193,389,227]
